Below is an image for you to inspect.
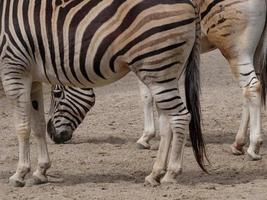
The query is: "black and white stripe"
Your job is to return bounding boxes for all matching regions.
[47,85,95,143]
[135,0,267,161]
[0,0,208,187]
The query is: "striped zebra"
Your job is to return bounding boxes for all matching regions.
[48,0,267,161]
[137,0,267,160]
[0,0,206,187]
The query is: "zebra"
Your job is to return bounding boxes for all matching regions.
[0,0,206,187]
[47,0,267,161]
[137,0,267,160]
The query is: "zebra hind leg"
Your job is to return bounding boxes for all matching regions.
[161,103,190,183]
[145,111,172,186]
[143,82,189,185]
[246,80,262,160]
[30,82,51,185]
[2,69,32,187]
[229,60,262,160]
[136,81,156,150]
[231,99,249,155]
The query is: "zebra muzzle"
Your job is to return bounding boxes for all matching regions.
[47,119,73,144]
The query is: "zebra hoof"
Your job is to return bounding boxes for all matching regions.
[9,176,25,187]
[255,140,263,154]
[144,174,160,187]
[160,176,177,185]
[247,150,262,161]
[160,170,180,184]
[136,142,150,150]
[32,173,48,185]
[231,144,244,155]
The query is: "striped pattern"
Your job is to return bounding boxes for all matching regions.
[0,0,208,187]
[200,0,267,160]
[47,85,95,143]
[49,0,267,142]
[1,0,195,87]
[46,1,267,165]
[135,0,267,162]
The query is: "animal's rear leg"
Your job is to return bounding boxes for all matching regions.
[136,81,156,150]
[143,82,185,186]
[30,82,51,185]
[247,83,262,160]
[160,91,190,184]
[229,60,262,160]
[145,113,172,186]
[144,82,188,185]
[231,99,249,155]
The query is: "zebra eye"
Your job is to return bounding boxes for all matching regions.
[53,90,64,98]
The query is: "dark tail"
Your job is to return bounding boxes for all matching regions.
[258,4,267,105]
[184,4,209,173]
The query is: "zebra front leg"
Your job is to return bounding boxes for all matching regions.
[231,100,249,155]
[136,81,156,149]
[2,74,32,187]
[31,82,51,185]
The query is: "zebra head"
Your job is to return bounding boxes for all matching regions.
[47,85,95,144]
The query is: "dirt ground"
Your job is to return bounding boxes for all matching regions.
[0,50,267,200]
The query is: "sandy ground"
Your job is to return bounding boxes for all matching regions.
[0,50,267,200]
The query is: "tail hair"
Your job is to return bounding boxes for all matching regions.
[184,5,209,173]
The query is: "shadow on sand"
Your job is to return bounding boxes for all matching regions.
[48,164,267,187]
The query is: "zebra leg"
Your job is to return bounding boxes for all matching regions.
[144,83,187,186]
[136,81,156,149]
[200,0,266,160]
[145,113,172,186]
[2,73,32,187]
[231,100,249,155]
[30,82,51,184]
[229,60,262,160]
[246,82,262,160]
[161,106,190,184]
